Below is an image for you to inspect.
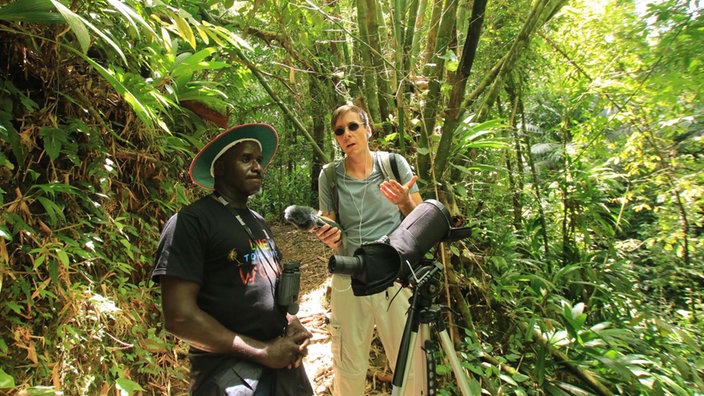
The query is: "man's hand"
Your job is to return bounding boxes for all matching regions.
[380,175,417,204]
[262,334,308,369]
[311,223,342,249]
[380,176,422,216]
[284,315,312,368]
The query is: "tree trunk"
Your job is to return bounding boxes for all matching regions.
[357,0,394,128]
[356,0,378,118]
[474,0,567,122]
[432,0,488,181]
[418,0,457,181]
[506,81,525,231]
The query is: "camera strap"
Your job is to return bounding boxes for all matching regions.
[213,193,280,275]
[213,194,293,335]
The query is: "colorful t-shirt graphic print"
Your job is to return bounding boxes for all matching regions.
[152,195,286,344]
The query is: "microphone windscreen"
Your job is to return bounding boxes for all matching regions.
[284,205,339,230]
[284,205,318,230]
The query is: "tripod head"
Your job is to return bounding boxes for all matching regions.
[407,260,443,308]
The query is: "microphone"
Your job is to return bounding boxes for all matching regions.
[284,205,339,230]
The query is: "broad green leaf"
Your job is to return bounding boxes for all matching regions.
[53,4,127,64]
[0,0,64,23]
[0,367,15,388]
[469,378,482,395]
[106,0,156,38]
[195,24,211,44]
[175,15,196,49]
[36,197,63,224]
[499,373,518,385]
[48,256,59,281]
[16,89,39,111]
[116,377,145,393]
[0,152,13,170]
[120,239,135,260]
[202,26,230,47]
[0,225,9,239]
[56,248,69,267]
[512,373,530,382]
[30,182,79,196]
[32,251,46,269]
[39,127,68,161]
[435,364,452,375]
[170,49,229,89]
[0,111,25,165]
[49,0,90,53]
[202,22,252,50]
[594,355,635,379]
[80,58,155,128]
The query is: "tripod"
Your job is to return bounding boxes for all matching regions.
[391,261,474,396]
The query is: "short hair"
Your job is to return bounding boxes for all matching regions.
[330,104,370,129]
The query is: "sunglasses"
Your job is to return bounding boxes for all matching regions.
[333,122,363,136]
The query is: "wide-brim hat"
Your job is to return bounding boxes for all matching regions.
[189,123,279,190]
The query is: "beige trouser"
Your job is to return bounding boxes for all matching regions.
[329,274,426,396]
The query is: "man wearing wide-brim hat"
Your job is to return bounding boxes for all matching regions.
[152,124,314,395]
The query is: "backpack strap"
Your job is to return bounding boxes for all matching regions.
[323,152,401,218]
[322,160,340,218]
[377,151,401,182]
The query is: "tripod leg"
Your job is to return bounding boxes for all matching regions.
[423,331,439,395]
[392,283,423,396]
[437,329,473,396]
[391,330,417,396]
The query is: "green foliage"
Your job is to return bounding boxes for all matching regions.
[435,1,704,394]
[1,0,703,394]
[0,0,64,23]
[252,163,315,221]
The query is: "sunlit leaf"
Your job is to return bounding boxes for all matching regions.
[106,0,156,38]
[116,377,145,393]
[49,0,90,53]
[174,14,196,49]
[80,57,155,128]
[0,367,15,388]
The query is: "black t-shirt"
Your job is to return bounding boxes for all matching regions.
[152,195,287,343]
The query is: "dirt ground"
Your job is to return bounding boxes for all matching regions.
[271,221,394,396]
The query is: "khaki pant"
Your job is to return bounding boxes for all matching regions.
[329,274,426,396]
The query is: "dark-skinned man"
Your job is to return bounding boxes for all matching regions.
[152,124,314,396]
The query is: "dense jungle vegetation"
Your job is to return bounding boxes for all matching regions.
[1,0,702,394]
